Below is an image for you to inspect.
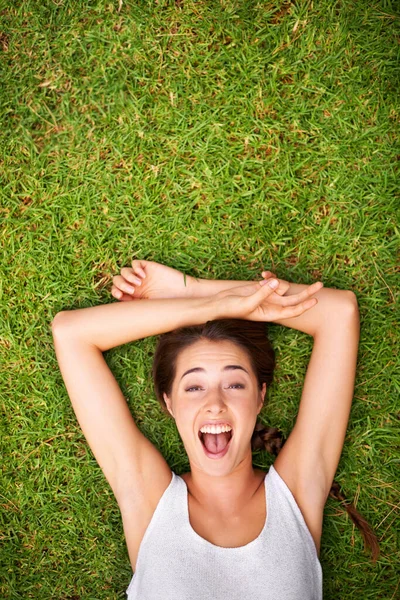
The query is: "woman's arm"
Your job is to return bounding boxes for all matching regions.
[51,295,219,510]
[273,301,360,544]
[187,275,355,337]
[55,276,320,350]
[53,296,218,351]
[112,260,351,337]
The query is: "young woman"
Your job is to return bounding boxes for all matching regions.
[52,259,379,599]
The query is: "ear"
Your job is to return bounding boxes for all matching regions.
[257,383,267,414]
[163,392,175,418]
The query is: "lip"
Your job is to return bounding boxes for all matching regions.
[198,420,234,432]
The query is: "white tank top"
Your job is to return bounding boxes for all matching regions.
[126,464,323,599]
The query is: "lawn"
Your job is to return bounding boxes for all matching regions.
[0,0,399,598]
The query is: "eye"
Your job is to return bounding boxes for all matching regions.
[185,384,245,392]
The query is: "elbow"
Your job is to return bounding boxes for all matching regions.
[51,311,72,338]
[343,291,359,315]
[344,290,358,305]
[341,292,360,330]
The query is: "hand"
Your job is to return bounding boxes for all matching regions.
[260,270,291,299]
[111,261,290,303]
[214,278,324,322]
[111,259,190,301]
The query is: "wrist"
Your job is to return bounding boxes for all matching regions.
[201,296,222,323]
[185,275,215,298]
[180,295,221,326]
[184,274,198,297]
[185,275,253,299]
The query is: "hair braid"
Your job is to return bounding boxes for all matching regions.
[251,423,380,564]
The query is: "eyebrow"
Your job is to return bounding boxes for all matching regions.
[180,365,250,381]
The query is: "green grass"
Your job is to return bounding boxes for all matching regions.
[1,0,399,597]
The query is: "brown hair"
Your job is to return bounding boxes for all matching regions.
[152,318,380,563]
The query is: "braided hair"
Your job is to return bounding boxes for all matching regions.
[251,423,379,562]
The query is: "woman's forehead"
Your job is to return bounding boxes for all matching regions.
[176,339,252,372]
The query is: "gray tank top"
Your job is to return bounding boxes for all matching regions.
[126,464,323,599]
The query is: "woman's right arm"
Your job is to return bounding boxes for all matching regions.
[52,296,219,351]
[51,296,219,515]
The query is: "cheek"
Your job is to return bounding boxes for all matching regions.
[236,401,261,431]
[175,405,196,432]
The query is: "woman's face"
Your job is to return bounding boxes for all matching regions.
[163,339,266,475]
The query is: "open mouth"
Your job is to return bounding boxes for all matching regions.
[198,429,234,459]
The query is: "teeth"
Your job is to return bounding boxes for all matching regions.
[199,424,232,434]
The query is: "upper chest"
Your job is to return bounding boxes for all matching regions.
[122,473,267,573]
[183,473,267,548]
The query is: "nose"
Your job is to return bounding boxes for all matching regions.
[204,391,227,414]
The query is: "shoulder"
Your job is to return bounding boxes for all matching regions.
[120,469,175,572]
[271,462,322,557]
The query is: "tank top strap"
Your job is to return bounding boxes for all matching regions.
[267,463,320,562]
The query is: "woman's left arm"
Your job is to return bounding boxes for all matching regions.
[273,287,360,540]
[186,271,355,337]
[270,280,358,336]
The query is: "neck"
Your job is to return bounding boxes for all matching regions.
[183,450,265,518]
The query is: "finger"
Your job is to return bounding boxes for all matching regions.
[278,281,323,307]
[132,265,146,281]
[131,260,147,278]
[271,281,288,296]
[111,285,123,300]
[276,281,290,296]
[121,267,142,286]
[260,272,287,296]
[278,297,318,319]
[111,285,134,302]
[246,279,279,308]
[112,274,136,295]
[259,278,280,289]
[259,278,280,288]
